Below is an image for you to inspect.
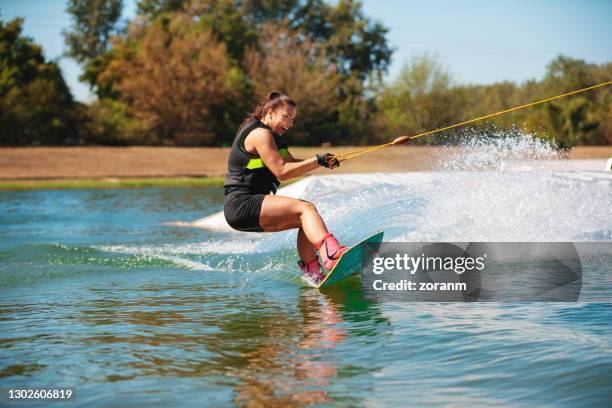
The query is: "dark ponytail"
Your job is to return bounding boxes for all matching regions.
[240,91,296,130]
[267,91,282,100]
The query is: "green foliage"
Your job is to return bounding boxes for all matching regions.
[195,0,258,63]
[375,54,611,146]
[6,1,611,147]
[373,55,463,143]
[535,56,611,145]
[136,0,189,17]
[307,0,391,80]
[84,98,144,144]
[63,0,123,95]
[0,18,75,145]
[85,0,392,145]
[64,0,123,63]
[243,0,393,80]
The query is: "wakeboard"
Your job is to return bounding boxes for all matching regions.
[315,231,384,289]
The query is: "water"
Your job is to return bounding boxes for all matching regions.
[1,141,612,406]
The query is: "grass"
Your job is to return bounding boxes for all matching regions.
[0,177,225,191]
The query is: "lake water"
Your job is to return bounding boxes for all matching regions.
[1,158,612,406]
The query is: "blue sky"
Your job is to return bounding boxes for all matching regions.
[1,0,611,102]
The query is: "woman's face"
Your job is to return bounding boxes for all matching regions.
[264,104,296,135]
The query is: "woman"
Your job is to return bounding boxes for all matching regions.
[224,91,349,286]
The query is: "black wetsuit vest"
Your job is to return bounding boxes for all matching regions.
[224,119,289,196]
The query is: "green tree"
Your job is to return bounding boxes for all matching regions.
[135,0,257,63]
[250,0,391,143]
[113,0,391,145]
[373,54,463,143]
[84,98,144,144]
[195,0,258,63]
[296,0,391,81]
[0,18,75,145]
[536,56,610,145]
[63,0,123,96]
[136,0,189,16]
[136,0,391,81]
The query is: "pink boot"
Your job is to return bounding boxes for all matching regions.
[299,257,326,286]
[315,233,349,271]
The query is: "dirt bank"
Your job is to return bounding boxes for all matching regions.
[1,146,610,180]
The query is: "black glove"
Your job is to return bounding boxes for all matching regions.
[316,153,340,169]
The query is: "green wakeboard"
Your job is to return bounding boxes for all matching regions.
[317,231,384,289]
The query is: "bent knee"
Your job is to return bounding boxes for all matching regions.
[299,200,318,214]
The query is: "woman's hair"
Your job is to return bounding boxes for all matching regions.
[240,91,296,130]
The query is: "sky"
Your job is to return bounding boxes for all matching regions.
[1,0,611,102]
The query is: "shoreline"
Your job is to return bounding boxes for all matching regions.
[0,177,225,191]
[1,146,610,191]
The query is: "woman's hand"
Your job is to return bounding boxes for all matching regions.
[316,153,340,169]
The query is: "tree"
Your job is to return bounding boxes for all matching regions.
[136,0,392,81]
[63,0,123,96]
[0,18,75,145]
[107,14,243,145]
[373,54,462,143]
[84,98,144,144]
[193,0,258,63]
[244,24,342,145]
[240,0,390,143]
[537,56,610,145]
[136,0,189,17]
[80,0,391,145]
[296,0,392,81]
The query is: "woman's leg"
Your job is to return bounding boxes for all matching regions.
[259,195,348,270]
[297,227,315,263]
[259,195,328,256]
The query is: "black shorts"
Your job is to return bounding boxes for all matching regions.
[224,192,266,232]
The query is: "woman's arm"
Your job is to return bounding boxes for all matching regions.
[248,129,321,180]
[284,150,300,163]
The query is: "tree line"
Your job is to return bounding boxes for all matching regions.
[1,0,610,147]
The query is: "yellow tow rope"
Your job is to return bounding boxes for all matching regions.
[333,81,611,162]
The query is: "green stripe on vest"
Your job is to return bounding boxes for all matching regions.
[246,148,289,170]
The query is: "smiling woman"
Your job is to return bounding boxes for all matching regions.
[223,91,349,286]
